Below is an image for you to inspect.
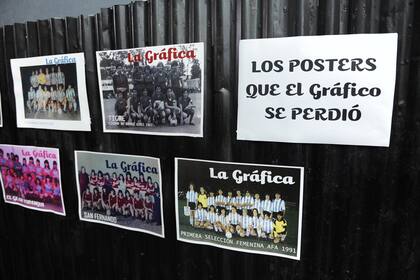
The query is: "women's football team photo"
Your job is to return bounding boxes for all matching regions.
[184,184,288,244]
[79,167,161,225]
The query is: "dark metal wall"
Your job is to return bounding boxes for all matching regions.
[0,0,419,279]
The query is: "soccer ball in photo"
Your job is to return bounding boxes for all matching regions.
[225,231,232,239]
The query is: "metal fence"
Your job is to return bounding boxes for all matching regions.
[0,0,419,279]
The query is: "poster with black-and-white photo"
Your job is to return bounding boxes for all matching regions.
[75,151,164,237]
[10,53,91,131]
[96,43,204,137]
[237,33,398,147]
[175,158,304,259]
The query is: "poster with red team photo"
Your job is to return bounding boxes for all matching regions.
[0,144,65,216]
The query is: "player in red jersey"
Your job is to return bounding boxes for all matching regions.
[108,189,118,213]
[101,187,109,211]
[125,172,134,193]
[144,194,154,223]
[50,161,60,179]
[82,187,93,209]
[133,191,145,220]
[89,170,98,190]
[97,171,105,191]
[92,187,102,210]
[42,160,51,178]
[111,172,119,191]
[116,190,125,215]
[123,190,134,217]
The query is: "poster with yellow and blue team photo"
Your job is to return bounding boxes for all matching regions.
[75,151,164,238]
[175,158,304,260]
[10,53,91,131]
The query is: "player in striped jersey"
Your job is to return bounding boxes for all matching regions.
[204,205,217,230]
[207,192,215,209]
[225,191,233,213]
[194,202,207,228]
[215,208,228,233]
[233,190,244,214]
[250,208,263,237]
[215,189,226,214]
[261,213,273,238]
[253,193,263,214]
[243,191,254,213]
[238,209,253,237]
[227,206,241,234]
[271,193,286,217]
[186,183,198,226]
[262,194,272,216]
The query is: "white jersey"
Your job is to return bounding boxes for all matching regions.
[45,73,50,85]
[51,90,57,101]
[30,75,39,88]
[233,196,244,209]
[58,90,65,101]
[217,214,228,226]
[262,219,273,233]
[186,190,198,203]
[66,88,76,101]
[228,212,241,225]
[225,196,233,210]
[207,196,215,207]
[272,199,285,213]
[253,199,263,214]
[50,72,58,85]
[57,72,65,85]
[251,216,262,229]
[195,209,207,222]
[27,89,35,101]
[207,212,217,224]
[215,194,225,206]
[262,200,272,213]
[36,89,43,101]
[243,195,254,209]
[241,215,252,229]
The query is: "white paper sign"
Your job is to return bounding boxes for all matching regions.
[237,33,398,147]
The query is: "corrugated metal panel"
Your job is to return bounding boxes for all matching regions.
[0,0,419,279]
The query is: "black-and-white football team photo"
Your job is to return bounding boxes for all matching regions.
[96,43,204,137]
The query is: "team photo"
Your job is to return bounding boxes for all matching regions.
[0,144,65,216]
[10,53,91,131]
[96,42,204,137]
[22,64,79,120]
[175,158,304,259]
[75,151,164,237]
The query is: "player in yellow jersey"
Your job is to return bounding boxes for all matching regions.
[38,68,46,86]
[272,212,287,243]
[197,187,208,210]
